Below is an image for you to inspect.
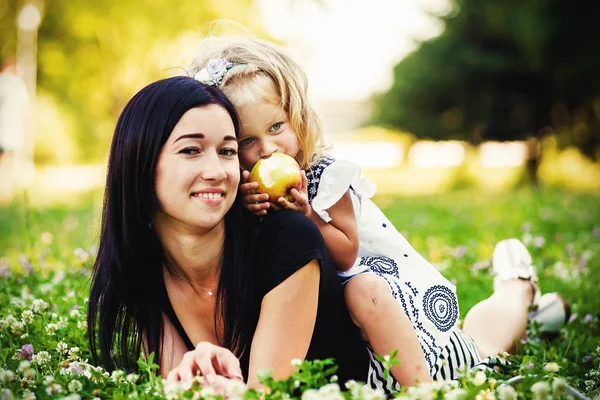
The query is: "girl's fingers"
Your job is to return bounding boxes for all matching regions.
[288,188,307,205]
[244,193,269,204]
[241,170,251,183]
[247,202,270,213]
[240,181,259,195]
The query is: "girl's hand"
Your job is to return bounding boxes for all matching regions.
[240,170,270,216]
[166,341,244,383]
[277,171,310,216]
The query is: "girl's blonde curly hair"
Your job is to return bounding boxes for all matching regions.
[189,37,326,169]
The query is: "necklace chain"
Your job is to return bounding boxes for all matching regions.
[168,267,215,296]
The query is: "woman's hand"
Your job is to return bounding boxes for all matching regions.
[166,342,244,383]
[277,171,310,216]
[240,170,270,216]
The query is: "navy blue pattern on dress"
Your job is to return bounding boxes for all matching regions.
[422,285,459,332]
[306,153,336,203]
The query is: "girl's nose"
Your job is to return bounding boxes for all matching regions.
[259,140,278,159]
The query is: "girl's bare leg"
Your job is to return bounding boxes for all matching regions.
[462,279,533,358]
[344,273,433,386]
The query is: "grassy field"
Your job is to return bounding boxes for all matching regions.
[0,188,599,398]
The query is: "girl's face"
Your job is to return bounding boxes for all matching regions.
[155,105,240,232]
[235,100,301,171]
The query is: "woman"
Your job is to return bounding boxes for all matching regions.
[86,76,369,388]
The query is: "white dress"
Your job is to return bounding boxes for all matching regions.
[306,154,463,391]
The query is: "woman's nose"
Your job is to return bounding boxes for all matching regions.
[200,154,227,181]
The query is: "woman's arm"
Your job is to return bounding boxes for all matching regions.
[246,260,320,388]
[159,314,196,377]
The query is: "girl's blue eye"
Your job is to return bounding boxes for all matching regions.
[269,122,283,132]
[220,148,238,156]
[239,137,255,146]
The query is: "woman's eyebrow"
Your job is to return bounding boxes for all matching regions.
[223,135,237,142]
[174,133,204,143]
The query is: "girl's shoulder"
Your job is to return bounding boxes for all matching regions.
[305,153,337,202]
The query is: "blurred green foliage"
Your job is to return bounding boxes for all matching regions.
[0,0,262,163]
[373,1,600,164]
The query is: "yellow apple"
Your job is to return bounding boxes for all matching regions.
[248,153,302,203]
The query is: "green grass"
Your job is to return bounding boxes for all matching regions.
[0,188,599,398]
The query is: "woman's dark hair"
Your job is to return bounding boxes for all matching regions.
[87,76,254,372]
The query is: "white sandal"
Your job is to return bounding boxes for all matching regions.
[492,239,569,333]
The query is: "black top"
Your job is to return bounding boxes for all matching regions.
[163,210,369,384]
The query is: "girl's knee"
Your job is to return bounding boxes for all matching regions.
[344,274,394,314]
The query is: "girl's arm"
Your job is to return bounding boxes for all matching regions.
[304,190,359,271]
[278,173,359,271]
[246,260,320,387]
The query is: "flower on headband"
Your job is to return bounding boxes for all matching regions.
[194,58,233,86]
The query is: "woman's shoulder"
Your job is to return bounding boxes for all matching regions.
[258,210,323,244]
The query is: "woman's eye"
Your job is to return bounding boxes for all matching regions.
[220,148,238,156]
[239,137,255,146]
[179,147,200,155]
[268,122,283,132]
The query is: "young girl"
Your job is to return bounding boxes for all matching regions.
[189,37,569,393]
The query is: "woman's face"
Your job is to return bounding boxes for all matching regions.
[155,105,240,232]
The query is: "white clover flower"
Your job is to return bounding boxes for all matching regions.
[0,368,16,383]
[111,369,125,383]
[57,317,68,329]
[45,383,63,395]
[445,388,467,400]
[301,389,320,400]
[22,389,36,400]
[68,379,83,393]
[41,231,54,244]
[330,375,338,383]
[20,333,29,339]
[475,388,496,400]
[63,395,82,400]
[18,361,31,371]
[39,283,53,294]
[70,309,81,318]
[45,323,58,335]
[496,384,517,400]
[1,389,14,400]
[4,314,17,326]
[67,290,76,298]
[126,373,139,383]
[10,321,24,335]
[74,248,90,263]
[32,299,49,313]
[77,320,88,329]
[473,370,487,386]
[552,377,568,397]
[56,341,68,355]
[21,310,34,324]
[291,358,302,367]
[43,375,54,385]
[359,385,386,400]
[51,271,66,285]
[32,351,51,365]
[69,347,80,359]
[318,383,343,400]
[22,367,36,380]
[543,362,560,373]
[584,379,595,388]
[530,381,551,400]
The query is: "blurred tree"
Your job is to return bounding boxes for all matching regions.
[0,0,261,163]
[372,0,600,184]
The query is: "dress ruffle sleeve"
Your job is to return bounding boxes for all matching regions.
[307,155,377,223]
